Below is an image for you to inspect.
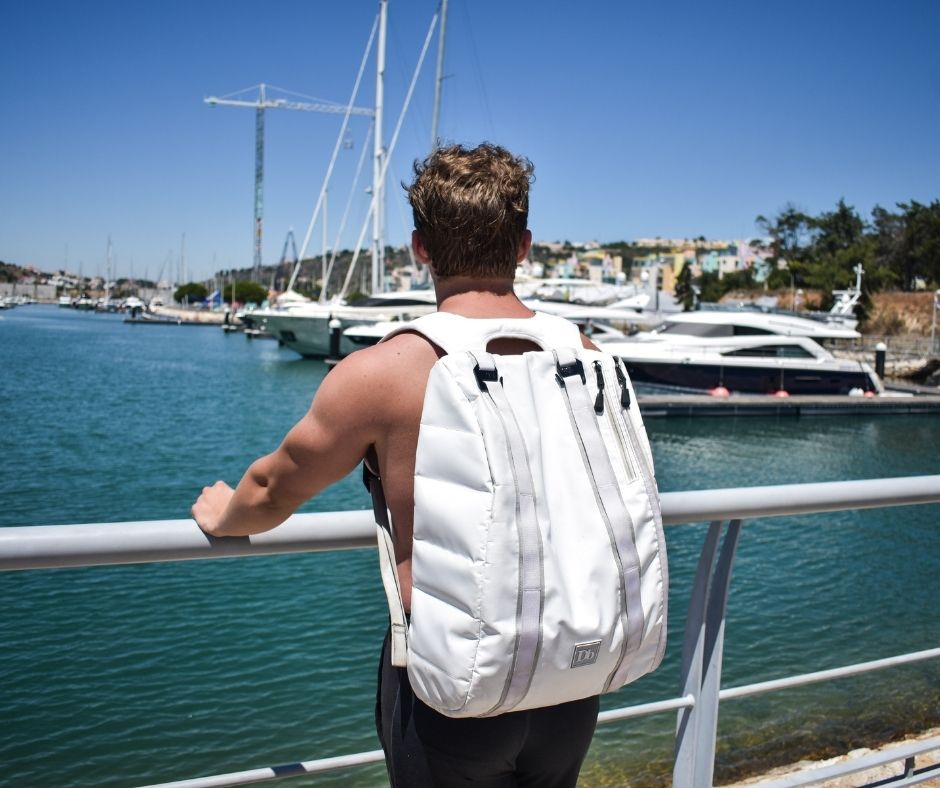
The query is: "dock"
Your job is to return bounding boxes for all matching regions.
[124,316,220,326]
[125,305,227,326]
[638,392,940,417]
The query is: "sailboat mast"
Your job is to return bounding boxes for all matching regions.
[322,189,328,293]
[372,0,387,294]
[430,0,449,150]
[106,236,113,303]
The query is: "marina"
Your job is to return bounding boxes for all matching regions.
[1,305,938,787]
[3,1,940,785]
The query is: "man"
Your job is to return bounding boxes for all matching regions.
[192,143,599,786]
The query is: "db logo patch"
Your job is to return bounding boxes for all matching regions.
[570,640,602,668]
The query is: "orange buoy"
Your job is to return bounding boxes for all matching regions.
[709,386,730,397]
[863,390,876,398]
[772,390,790,398]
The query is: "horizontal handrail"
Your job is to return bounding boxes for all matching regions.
[597,694,695,723]
[2,475,939,572]
[145,749,386,788]
[138,643,940,788]
[720,646,940,701]
[5,475,940,788]
[144,695,700,788]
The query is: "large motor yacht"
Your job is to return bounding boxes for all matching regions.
[602,334,881,394]
[598,311,880,395]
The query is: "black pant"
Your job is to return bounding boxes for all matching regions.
[375,630,600,787]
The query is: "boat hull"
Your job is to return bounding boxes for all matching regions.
[262,304,435,358]
[621,358,877,395]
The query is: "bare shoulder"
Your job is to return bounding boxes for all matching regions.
[332,331,439,383]
[580,333,600,351]
[314,332,439,424]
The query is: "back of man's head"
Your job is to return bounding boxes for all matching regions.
[407,143,534,280]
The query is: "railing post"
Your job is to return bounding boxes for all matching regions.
[674,520,723,786]
[674,519,743,787]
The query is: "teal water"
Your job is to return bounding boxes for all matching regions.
[1,305,938,787]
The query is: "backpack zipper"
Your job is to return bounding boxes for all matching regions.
[594,362,646,690]
[593,361,606,415]
[599,364,637,486]
[604,359,669,672]
[477,378,544,716]
[615,362,632,409]
[555,365,632,694]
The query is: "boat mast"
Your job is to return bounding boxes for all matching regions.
[106,236,113,304]
[322,190,328,292]
[372,0,387,294]
[430,0,449,150]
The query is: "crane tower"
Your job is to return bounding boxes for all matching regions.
[205,83,374,282]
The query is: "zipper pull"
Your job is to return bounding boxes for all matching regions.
[615,363,631,409]
[593,361,605,415]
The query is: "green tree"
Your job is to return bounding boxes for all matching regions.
[696,271,724,303]
[756,204,813,264]
[811,198,865,258]
[755,204,815,287]
[801,200,870,306]
[721,268,756,292]
[232,280,268,305]
[174,282,208,303]
[868,205,903,291]
[897,200,940,289]
[673,262,695,311]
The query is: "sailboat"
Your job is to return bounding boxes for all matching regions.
[256,0,444,358]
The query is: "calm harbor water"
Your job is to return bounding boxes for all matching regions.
[1,305,938,787]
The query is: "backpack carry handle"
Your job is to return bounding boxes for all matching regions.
[381,311,583,356]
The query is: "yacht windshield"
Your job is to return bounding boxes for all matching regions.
[657,321,729,337]
[656,321,775,338]
[721,344,816,358]
[357,296,435,307]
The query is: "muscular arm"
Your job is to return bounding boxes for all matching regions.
[193,327,594,537]
[192,350,383,537]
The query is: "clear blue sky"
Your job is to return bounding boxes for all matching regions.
[2,0,938,282]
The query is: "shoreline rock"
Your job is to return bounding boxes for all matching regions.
[723,726,940,787]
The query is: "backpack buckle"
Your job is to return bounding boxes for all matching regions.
[555,358,585,385]
[473,363,500,390]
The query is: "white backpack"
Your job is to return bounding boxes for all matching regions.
[366,311,668,718]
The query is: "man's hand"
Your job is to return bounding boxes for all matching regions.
[192,481,235,536]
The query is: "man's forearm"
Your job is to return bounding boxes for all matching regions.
[212,458,297,536]
[193,365,374,538]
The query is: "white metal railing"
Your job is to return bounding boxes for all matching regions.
[3,475,940,787]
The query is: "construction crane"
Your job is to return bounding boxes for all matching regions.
[205,83,374,282]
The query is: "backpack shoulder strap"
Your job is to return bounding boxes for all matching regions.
[381,311,582,355]
[363,459,408,667]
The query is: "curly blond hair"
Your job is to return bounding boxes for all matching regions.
[406,143,534,279]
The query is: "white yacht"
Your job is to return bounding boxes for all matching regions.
[259,290,438,358]
[598,312,879,395]
[524,277,641,306]
[602,334,881,395]
[635,309,861,343]
[342,308,638,351]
